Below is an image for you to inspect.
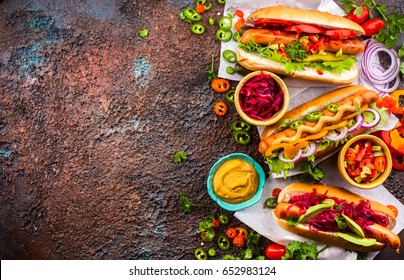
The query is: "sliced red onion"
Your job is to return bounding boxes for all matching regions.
[361,108,381,128]
[326,126,348,141]
[301,141,317,158]
[278,149,302,163]
[359,39,401,94]
[347,114,364,134]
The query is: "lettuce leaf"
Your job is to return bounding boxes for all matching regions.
[264,157,294,178]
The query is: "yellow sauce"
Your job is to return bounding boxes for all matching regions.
[213,159,259,204]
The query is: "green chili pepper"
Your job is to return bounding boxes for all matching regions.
[290,119,304,130]
[207,248,217,257]
[234,130,251,145]
[264,197,278,209]
[218,213,230,225]
[183,7,202,22]
[208,17,215,25]
[277,119,291,131]
[232,31,241,42]
[225,90,235,103]
[191,23,205,35]
[217,234,230,250]
[194,248,208,260]
[218,16,232,31]
[222,49,237,63]
[305,110,323,122]
[204,3,212,11]
[226,66,235,75]
[216,29,232,42]
[327,103,339,113]
[217,0,226,4]
[196,0,206,4]
[347,118,356,128]
[231,120,251,132]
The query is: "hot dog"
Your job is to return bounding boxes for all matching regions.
[273,183,401,253]
[259,85,381,177]
[237,5,366,85]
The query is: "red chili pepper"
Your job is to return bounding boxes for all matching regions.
[214,101,227,116]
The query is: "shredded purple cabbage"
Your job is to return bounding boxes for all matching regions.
[239,72,284,120]
[288,189,390,235]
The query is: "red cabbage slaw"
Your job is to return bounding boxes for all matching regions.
[239,72,284,120]
[287,189,389,236]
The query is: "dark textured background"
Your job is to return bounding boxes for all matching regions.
[0,0,403,260]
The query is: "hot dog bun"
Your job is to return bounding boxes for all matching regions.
[246,5,365,35]
[237,48,359,85]
[260,85,370,140]
[273,183,400,253]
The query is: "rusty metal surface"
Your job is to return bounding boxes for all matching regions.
[0,0,403,260]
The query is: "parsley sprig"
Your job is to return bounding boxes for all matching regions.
[285,41,308,60]
[282,241,318,260]
[179,193,211,214]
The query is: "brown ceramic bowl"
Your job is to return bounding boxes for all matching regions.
[234,71,289,127]
[338,134,392,189]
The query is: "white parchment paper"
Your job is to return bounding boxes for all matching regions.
[219,0,404,260]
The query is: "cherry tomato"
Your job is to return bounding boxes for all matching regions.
[195,4,205,14]
[346,6,369,25]
[234,20,245,32]
[211,219,220,228]
[392,151,404,170]
[387,205,398,218]
[345,148,357,162]
[374,156,387,172]
[284,24,325,34]
[226,228,237,239]
[232,235,246,248]
[214,101,228,116]
[265,243,286,260]
[361,18,385,36]
[323,29,356,40]
[272,188,282,199]
[235,9,244,18]
[211,78,231,93]
[235,227,248,237]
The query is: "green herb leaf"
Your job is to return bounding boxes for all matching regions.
[282,241,318,260]
[285,41,308,60]
[179,193,211,214]
[299,162,325,182]
[173,151,187,163]
[206,55,218,81]
[139,29,149,38]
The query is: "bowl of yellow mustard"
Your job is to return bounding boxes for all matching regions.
[207,153,266,211]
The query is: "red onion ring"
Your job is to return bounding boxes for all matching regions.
[278,149,302,163]
[361,108,381,129]
[301,141,317,158]
[359,39,401,94]
[326,126,348,142]
[347,114,364,134]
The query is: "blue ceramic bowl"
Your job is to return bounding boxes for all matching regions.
[207,153,266,211]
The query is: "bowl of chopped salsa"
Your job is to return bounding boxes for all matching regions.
[234,71,289,127]
[338,134,392,189]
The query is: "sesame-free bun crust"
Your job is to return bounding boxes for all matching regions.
[246,5,365,36]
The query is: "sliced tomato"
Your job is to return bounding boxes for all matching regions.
[253,18,294,28]
[284,24,325,34]
[345,148,357,162]
[323,29,356,40]
[392,152,404,170]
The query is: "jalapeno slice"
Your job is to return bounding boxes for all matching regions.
[194,248,208,260]
[226,66,235,75]
[183,7,202,22]
[231,120,251,132]
[216,28,232,42]
[234,130,251,145]
[264,197,278,209]
[290,119,304,130]
[305,110,323,122]
[232,31,241,42]
[207,248,216,257]
[191,23,205,35]
[217,234,230,251]
[327,103,339,113]
[217,0,226,4]
[218,213,230,225]
[225,90,235,103]
[222,49,237,63]
[218,16,232,31]
[277,119,291,131]
[196,0,206,4]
